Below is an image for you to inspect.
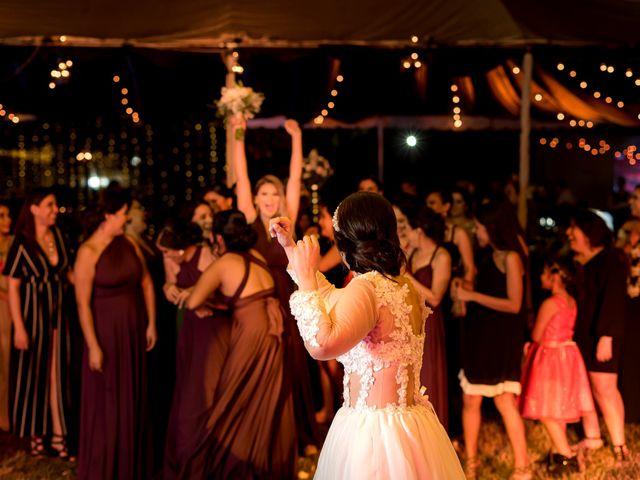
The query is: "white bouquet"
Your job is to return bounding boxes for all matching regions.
[302,149,334,188]
[215,83,264,139]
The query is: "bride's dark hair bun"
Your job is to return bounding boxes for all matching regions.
[334,192,405,276]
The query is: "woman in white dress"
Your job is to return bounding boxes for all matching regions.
[270,192,464,479]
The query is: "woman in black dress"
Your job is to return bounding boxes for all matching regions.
[452,202,530,480]
[2,188,73,458]
[75,189,157,479]
[567,210,629,463]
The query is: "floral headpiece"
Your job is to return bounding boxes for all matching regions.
[332,204,341,232]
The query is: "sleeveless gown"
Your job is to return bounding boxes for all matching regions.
[78,235,152,480]
[164,246,231,479]
[410,248,448,430]
[252,221,319,448]
[519,295,594,421]
[182,251,296,479]
[290,271,464,479]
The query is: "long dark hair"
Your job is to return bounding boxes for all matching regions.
[82,189,131,236]
[14,187,56,243]
[476,201,527,264]
[213,209,257,252]
[333,192,405,276]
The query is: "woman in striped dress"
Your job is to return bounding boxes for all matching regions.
[2,188,74,458]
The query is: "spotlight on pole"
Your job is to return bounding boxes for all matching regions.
[406,135,417,147]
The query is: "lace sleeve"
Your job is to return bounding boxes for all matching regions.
[289,289,326,347]
[287,267,336,297]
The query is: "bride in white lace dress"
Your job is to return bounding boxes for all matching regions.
[270,192,464,479]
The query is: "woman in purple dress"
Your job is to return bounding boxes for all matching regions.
[231,115,319,451]
[74,189,157,480]
[183,209,296,479]
[404,206,452,430]
[161,220,231,479]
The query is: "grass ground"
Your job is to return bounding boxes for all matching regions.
[1,420,638,479]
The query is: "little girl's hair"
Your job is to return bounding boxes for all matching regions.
[545,258,577,296]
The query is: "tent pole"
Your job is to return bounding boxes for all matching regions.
[225,51,237,188]
[518,51,533,229]
[377,119,384,185]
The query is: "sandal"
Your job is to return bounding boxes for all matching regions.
[573,436,604,452]
[613,444,630,467]
[50,434,76,462]
[29,435,45,457]
[510,465,533,480]
[464,456,480,480]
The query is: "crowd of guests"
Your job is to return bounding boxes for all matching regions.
[0,118,638,479]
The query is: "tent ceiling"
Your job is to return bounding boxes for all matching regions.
[0,0,639,49]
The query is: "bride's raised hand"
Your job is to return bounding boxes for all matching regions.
[291,235,320,291]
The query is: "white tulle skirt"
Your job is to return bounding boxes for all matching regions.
[315,403,465,479]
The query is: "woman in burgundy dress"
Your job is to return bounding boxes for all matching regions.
[162,220,231,479]
[74,189,157,480]
[231,115,319,450]
[404,206,452,430]
[183,210,296,479]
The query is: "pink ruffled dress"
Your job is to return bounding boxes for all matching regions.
[519,295,595,422]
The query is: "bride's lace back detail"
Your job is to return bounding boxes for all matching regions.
[337,272,430,411]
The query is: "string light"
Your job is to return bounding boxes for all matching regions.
[557,113,565,120]
[0,102,19,124]
[557,63,565,71]
[557,62,629,119]
[50,59,73,87]
[401,37,424,70]
[541,135,616,159]
[313,71,344,125]
[512,66,520,74]
[451,82,463,129]
[113,73,141,124]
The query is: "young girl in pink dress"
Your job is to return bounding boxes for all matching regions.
[519,261,595,475]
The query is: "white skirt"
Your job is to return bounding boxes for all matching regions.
[315,403,465,480]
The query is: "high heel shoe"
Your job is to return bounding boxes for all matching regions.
[50,434,76,462]
[29,435,45,457]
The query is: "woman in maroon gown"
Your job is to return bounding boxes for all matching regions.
[403,206,452,430]
[74,190,157,480]
[183,209,296,479]
[161,221,231,479]
[231,115,319,450]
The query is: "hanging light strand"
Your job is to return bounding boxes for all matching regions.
[313,71,343,125]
